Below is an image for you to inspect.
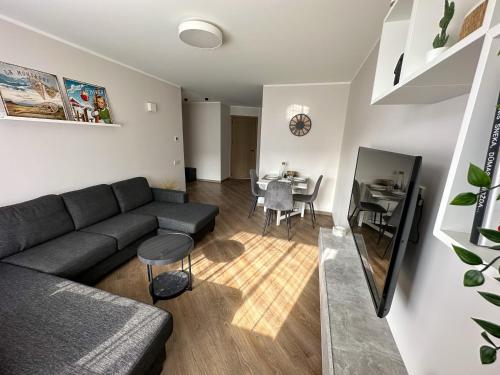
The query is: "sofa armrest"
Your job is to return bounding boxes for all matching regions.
[152,188,188,204]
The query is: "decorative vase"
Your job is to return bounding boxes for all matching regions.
[426,47,449,63]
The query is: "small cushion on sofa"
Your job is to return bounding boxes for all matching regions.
[1,231,116,279]
[132,201,219,234]
[62,184,120,230]
[81,213,158,250]
[111,177,153,212]
[0,195,74,259]
[0,262,172,375]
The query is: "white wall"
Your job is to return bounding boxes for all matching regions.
[333,45,500,375]
[183,102,233,182]
[259,84,350,212]
[0,19,185,206]
[220,104,231,180]
[230,105,262,173]
[183,102,221,181]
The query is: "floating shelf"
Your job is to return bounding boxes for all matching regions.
[434,24,500,276]
[0,115,122,127]
[372,0,498,105]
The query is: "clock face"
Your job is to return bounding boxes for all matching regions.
[289,114,311,137]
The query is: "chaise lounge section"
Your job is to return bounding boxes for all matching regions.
[0,262,172,375]
[112,177,219,241]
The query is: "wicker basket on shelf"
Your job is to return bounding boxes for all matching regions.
[459,0,488,41]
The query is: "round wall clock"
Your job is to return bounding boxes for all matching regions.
[289,114,312,137]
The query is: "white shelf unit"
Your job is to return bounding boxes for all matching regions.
[0,115,122,127]
[434,24,500,270]
[372,0,498,105]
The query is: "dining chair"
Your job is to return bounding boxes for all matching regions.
[248,169,265,218]
[262,180,293,240]
[293,175,323,228]
[348,179,387,226]
[377,199,404,258]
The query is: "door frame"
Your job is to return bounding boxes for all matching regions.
[230,115,259,179]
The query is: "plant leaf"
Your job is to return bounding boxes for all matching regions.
[481,332,496,346]
[496,277,500,283]
[479,228,500,244]
[478,291,500,307]
[452,245,483,265]
[473,319,500,339]
[480,346,497,364]
[464,270,485,287]
[468,163,491,187]
[497,194,500,201]
[450,192,477,205]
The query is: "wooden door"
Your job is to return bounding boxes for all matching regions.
[231,116,258,179]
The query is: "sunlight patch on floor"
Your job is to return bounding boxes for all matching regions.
[191,231,318,339]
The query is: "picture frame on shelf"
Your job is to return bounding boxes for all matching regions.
[0,61,68,120]
[63,78,113,124]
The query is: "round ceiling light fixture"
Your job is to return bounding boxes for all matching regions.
[178,20,223,49]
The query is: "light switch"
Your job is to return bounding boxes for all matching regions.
[146,102,157,112]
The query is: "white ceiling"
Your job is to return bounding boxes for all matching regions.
[0,0,389,106]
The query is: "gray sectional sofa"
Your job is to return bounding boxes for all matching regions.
[0,177,219,374]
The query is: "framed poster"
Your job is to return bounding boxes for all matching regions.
[63,78,113,124]
[0,61,67,120]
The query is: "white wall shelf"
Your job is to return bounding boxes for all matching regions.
[372,0,498,105]
[434,23,500,271]
[0,115,122,127]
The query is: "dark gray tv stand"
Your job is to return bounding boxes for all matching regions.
[318,228,407,375]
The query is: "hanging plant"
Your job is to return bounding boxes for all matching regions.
[450,163,500,365]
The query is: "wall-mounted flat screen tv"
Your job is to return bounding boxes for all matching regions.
[348,147,422,318]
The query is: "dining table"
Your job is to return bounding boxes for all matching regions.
[257,174,309,226]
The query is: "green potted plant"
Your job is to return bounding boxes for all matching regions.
[426,0,455,63]
[450,163,500,365]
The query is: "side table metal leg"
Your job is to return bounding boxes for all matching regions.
[147,265,157,304]
[187,254,193,291]
[147,264,153,282]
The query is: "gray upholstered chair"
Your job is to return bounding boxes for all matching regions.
[249,169,265,218]
[263,180,293,240]
[293,175,323,228]
[348,179,387,226]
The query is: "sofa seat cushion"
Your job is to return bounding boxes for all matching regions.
[62,184,120,230]
[111,177,153,213]
[132,201,219,234]
[81,213,158,250]
[0,195,75,259]
[1,232,116,279]
[0,262,172,375]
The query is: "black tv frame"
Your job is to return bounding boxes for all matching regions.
[348,147,422,318]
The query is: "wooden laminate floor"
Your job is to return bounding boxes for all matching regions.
[97,179,333,375]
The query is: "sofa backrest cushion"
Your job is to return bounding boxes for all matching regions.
[111,177,153,212]
[0,195,75,259]
[62,184,120,230]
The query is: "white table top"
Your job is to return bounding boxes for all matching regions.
[368,187,406,201]
[257,175,308,190]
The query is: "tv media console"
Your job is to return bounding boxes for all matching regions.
[318,228,407,375]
